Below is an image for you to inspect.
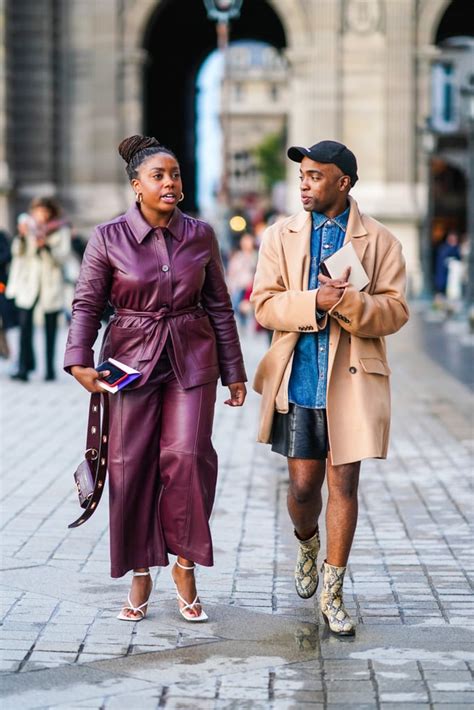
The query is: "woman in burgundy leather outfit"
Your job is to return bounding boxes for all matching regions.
[64,135,247,622]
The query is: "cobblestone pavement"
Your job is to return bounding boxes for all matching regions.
[0,312,473,709]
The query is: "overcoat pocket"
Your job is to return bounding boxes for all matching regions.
[359,357,391,376]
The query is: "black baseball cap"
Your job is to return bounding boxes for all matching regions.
[287,140,358,186]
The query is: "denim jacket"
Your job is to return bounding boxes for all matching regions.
[288,206,349,408]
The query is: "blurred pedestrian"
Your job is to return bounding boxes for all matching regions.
[226,232,257,325]
[65,135,247,622]
[251,140,409,637]
[0,228,13,358]
[6,197,71,381]
[434,229,461,296]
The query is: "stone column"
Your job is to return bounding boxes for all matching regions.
[285,0,342,213]
[0,0,10,227]
[5,0,57,218]
[58,0,125,229]
[342,0,386,188]
[286,47,316,212]
[311,0,343,140]
[383,0,421,294]
[115,48,147,207]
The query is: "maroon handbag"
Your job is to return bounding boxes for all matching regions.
[69,393,109,528]
[74,458,95,509]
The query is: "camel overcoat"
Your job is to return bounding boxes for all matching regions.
[250,196,409,466]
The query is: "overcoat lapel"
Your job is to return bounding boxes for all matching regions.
[344,195,369,264]
[328,196,369,376]
[281,211,312,291]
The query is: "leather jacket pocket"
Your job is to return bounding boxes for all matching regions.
[185,316,218,370]
[106,324,145,365]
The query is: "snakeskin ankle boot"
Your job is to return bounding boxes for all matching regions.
[319,561,355,636]
[294,528,320,598]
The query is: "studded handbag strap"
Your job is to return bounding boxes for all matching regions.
[68,392,109,529]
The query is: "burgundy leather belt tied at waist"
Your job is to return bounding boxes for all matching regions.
[115,304,204,362]
[115,304,203,320]
[68,393,109,529]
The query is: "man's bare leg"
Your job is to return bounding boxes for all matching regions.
[287,458,326,539]
[287,458,326,598]
[325,461,361,566]
[319,460,360,636]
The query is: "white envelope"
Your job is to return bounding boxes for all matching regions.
[320,241,369,291]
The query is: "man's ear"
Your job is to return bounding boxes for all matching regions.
[339,175,351,192]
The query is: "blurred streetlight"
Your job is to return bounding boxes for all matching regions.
[202,1,244,252]
[203,0,243,22]
[229,214,247,232]
[460,84,474,313]
[203,1,244,207]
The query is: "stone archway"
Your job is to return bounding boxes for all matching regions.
[417,0,452,48]
[119,0,320,212]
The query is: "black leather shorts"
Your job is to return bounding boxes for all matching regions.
[271,405,328,460]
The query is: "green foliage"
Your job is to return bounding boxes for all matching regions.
[253,130,286,192]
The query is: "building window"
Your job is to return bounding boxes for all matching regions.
[431,62,459,133]
[234,83,244,101]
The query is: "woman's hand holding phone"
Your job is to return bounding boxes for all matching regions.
[71,365,110,393]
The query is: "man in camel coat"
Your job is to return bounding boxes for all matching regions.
[250,140,409,637]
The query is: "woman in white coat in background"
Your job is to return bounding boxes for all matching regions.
[7,197,71,381]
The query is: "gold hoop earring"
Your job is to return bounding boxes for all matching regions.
[136,192,143,204]
[178,192,184,203]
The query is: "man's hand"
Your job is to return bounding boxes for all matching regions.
[224,382,247,407]
[316,267,351,312]
[71,365,110,393]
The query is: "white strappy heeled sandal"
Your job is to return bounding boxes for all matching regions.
[172,561,208,622]
[117,570,152,622]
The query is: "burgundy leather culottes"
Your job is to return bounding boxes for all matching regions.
[107,355,217,578]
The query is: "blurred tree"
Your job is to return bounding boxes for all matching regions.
[253,129,286,192]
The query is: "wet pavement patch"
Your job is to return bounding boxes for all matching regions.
[2,604,473,709]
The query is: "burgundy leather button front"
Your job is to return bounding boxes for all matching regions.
[162,264,170,272]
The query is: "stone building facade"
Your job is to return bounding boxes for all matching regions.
[223,42,288,199]
[0,0,471,295]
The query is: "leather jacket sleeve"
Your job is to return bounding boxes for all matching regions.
[64,227,112,370]
[201,229,247,385]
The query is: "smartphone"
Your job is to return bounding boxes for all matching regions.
[96,360,128,386]
[319,260,331,277]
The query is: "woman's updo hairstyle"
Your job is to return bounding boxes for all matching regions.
[118,135,177,180]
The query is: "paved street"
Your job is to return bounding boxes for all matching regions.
[0,311,473,709]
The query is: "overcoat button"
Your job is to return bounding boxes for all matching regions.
[349,366,357,374]
[162,264,170,272]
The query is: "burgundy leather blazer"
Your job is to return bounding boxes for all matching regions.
[64,205,247,389]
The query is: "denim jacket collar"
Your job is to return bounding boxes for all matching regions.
[312,204,350,232]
